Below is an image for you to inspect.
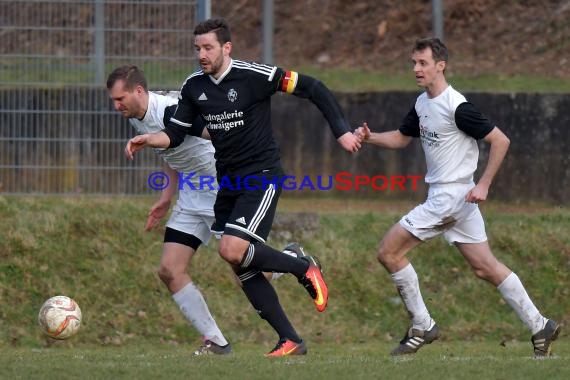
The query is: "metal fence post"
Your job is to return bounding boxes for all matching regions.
[432,0,444,41]
[94,0,105,85]
[197,0,211,22]
[262,0,274,65]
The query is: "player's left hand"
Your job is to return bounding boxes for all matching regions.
[337,132,361,153]
[465,184,489,204]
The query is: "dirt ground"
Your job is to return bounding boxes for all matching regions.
[213,0,570,78]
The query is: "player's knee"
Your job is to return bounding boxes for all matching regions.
[218,247,243,265]
[377,244,394,266]
[470,257,504,283]
[471,267,489,281]
[218,241,245,265]
[157,265,175,286]
[470,263,496,282]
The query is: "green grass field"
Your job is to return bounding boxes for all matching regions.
[0,196,568,379]
[9,62,570,93]
[2,341,569,380]
[297,67,570,93]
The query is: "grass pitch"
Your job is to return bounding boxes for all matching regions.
[1,196,568,379]
[2,341,569,380]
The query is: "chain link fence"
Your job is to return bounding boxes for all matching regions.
[0,0,200,194]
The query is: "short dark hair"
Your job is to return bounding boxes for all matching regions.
[413,38,448,62]
[193,18,231,45]
[106,65,148,91]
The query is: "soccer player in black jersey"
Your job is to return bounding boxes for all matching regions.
[125,18,361,356]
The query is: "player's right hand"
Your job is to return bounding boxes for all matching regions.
[125,135,149,160]
[354,122,371,141]
[337,132,361,153]
[144,200,171,231]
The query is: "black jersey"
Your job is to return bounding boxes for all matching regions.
[164,59,351,180]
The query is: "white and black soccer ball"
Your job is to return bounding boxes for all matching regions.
[271,242,307,281]
[282,242,306,258]
[38,295,82,340]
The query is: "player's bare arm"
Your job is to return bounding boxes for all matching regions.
[145,163,178,231]
[357,122,413,149]
[465,126,510,203]
[125,131,171,160]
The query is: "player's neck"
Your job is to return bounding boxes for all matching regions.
[135,93,149,120]
[425,78,449,99]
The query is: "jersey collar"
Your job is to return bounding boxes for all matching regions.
[209,58,233,85]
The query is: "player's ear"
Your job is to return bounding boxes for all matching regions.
[224,41,232,56]
[436,60,446,73]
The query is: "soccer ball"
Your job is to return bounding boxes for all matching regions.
[38,295,82,340]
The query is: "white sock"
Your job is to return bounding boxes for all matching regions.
[391,263,433,330]
[172,282,229,346]
[497,272,547,334]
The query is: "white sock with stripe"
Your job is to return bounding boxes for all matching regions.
[173,282,228,346]
[391,263,433,330]
[497,272,547,334]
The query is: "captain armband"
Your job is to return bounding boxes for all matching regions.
[280,71,299,94]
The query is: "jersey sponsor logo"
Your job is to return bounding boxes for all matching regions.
[280,71,298,94]
[198,92,208,101]
[203,110,245,131]
[419,124,440,148]
[227,88,238,102]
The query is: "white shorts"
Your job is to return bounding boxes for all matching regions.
[399,182,487,244]
[166,188,217,245]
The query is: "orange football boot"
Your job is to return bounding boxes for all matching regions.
[265,339,307,357]
[298,256,328,312]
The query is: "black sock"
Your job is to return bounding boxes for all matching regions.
[238,270,301,343]
[240,242,308,278]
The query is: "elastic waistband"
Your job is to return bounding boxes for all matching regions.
[427,182,475,195]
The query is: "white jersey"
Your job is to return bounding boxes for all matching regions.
[128,91,216,184]
[399,86,494,184]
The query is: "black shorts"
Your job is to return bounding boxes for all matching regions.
[211,168,284,243]
[163,227,202,250]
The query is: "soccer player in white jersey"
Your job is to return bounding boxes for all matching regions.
[357,38,560,357]
[125,18,362,357]
[107,66,232,356]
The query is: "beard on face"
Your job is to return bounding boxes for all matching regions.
[201,53,223,75]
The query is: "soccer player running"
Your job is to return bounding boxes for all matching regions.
[125,18,361,356]
[107,66,232,356]
[356,38,560,357]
